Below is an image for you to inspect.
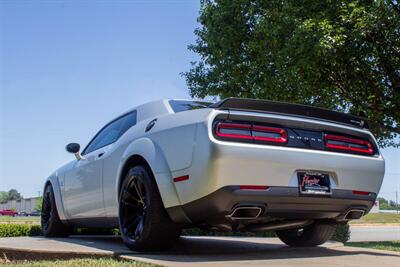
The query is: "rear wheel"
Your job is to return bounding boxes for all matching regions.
[276,221,336,247]
[119,165,181,251]
[41,184,71,237]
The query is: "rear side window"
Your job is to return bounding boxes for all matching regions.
[83,111,137,155]
[120,112,137,135]
[169,100,212,113]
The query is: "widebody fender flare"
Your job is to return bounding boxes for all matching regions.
[117,137,181,209]
[44,173,68,222]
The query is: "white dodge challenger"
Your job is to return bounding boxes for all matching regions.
[41,98,385,251]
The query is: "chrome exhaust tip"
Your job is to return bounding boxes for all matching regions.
[227,206,262,220]
[344,209,365,220]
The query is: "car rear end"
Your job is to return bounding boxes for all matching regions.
[172,98,385,230]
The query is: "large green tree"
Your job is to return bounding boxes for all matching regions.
[184,0,400,147]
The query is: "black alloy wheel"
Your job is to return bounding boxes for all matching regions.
[41,184,70,237]
[118,165,181,251]
[41,187,52,232]
[120,172,147,241]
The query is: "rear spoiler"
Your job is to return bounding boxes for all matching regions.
[210,98,368,129]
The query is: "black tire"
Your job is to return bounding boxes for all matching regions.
[119,165,181,251]
[41,184,71,237]
[276,221,336,247]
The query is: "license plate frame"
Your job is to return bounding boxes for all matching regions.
[298,171,331,195]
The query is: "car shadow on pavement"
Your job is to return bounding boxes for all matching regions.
[58,235,399,263]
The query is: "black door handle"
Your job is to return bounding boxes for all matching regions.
[97,152,104,158]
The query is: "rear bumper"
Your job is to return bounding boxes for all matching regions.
[167,186,376,224]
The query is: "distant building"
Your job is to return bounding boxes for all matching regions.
[370,199,380,213]
[0,197,40,214]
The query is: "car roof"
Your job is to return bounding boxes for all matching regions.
[109,98,212,125]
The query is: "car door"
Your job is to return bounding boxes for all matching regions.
[63,115,129,219]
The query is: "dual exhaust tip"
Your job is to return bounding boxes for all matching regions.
[344,209,365,220]
[227,206,263,220]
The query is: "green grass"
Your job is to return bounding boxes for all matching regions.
[0,258,155,267]
[0,216,40,224]
[346,241,400,252]
[349,213,400,224]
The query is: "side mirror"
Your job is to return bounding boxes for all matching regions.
[66,143,84,160]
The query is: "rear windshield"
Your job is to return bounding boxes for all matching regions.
[169,100,213,113]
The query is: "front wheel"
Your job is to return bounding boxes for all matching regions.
[41,184,71,237]
[119,165,181,251]
[276,221,336,247]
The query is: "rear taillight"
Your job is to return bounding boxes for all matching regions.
[324,134,373,155]
[215,123,252,140]
[215,122,287,144]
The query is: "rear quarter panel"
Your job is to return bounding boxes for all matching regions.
[147,108,213,172]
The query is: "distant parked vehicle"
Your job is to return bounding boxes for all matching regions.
[28,211,40,216]
[0,209,18,216]
[18,211,28,216]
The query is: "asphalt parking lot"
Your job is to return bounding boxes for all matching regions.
[0,235,399,267]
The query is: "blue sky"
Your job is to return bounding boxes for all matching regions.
[0,1,399,200]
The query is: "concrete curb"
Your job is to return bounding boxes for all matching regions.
[0,236,125,261]
[0,247,116,261]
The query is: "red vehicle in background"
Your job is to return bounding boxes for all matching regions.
[0,209,18,216]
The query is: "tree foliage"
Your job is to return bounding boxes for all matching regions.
[0,192,8,204]
[378,197,399,210]
[184,0,400,147]
[378,197,389,205]
[5,189,22,201]
[35,196,43,213]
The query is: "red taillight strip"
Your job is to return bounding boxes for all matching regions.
[216,123,252,140]
[173,175,189,183]
[216,122,287,143]
[239,185,269,190]
[324,134,373,155]
[253,125,287,143]
[352,190,370,196]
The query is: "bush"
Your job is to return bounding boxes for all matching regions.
[0,224,41,237]
[331,223,350,243]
